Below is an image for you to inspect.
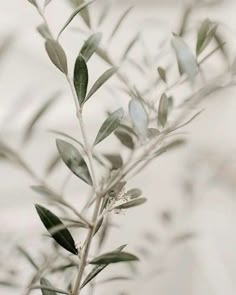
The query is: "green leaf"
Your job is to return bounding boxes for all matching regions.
[35,205,78,255]
[57,0,95,38]
[44,0,53,7]
[27,0,37,7]
[33,278,69,295]
[31,185,60,200]
[81,264,107,289]
[172,35,198,81]
[147,128,160,139]
[158,93,168,127]
[196,19,218,55]
[157,67,166,83]
[95,47,113,65]
[129,99,148,136]
[23,92,59,142]
[126,188,142,199]
[94,108,124,145]
[114,130,134,149]
[103,153,123,169]
[74,54,89,106]
[45,153,61,175]
[37,24,51,39]
[45,40,68,74]
[90,251,139,265]
[113,198,146,210]
[17,246,38,270]
[97,0,111,26]
[81,245,127,289]
[109,6,133,41]
[121,33,139,60]
[80,33,102,62]
[86,67,118,101]
[56,139,93,185]
[69,0,91,28]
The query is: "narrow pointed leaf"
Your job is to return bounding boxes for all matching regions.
[80,33,102,62]
[90,251,139,265]
[57,0,95,38]
[35,205,78,255]
[113,198,146,210]
[126,188,142,199]
[86,67,118,101]
[56,139,93,185]
[97,0,111,26]
[147,128,160,139]
[172,35,198,81]
[158,93,168,127]
[17,246,38,270]
[74,54,88,106]
[44,0,53,7]
[114,130,134,149]
[157,67,166,83]
[103,153,123,169]
[70,0,91,28]
[94,108,124,145]
[37,24,51,39]
[109,6,133,41]
[45,40,68,74]
[34,278,69,294]
[196,19,217,55]
[121,33,139,60]
[81,245,127,289]
[23,92,59,142]
[129,99,148,136]
[27,0,37,7]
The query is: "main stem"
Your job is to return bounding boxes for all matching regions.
[67,76,103,295]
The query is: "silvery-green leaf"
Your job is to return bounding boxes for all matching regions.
[17,246,38,270]
[121,33,139,60]
[129,98,148,136]
[126,188,142,199]
[95,47,113,65]
[90,251,139,265]
[94,108,124,145]
[45,154,61,175]
[27,0,37,7]
[81,245,127,289]
[57,0,95,38]
[34,278,68,294]
[80,33,102,62]
[45,40,68,74]
[97,0,111,26]
[44,0,53,7]
[56,139,92,185]
[172,35,198,81]
[103,153,123,169]
[109,6,133,41]
[35,205,78,255]
[86,67,118,101]
[37,24,51,39]
[157,67,166,83]
[113,198,146,210]
[70,0,91,28]
[196,19,217,55]
[31,185,60,200]
[114,130,134,149]
[147,128,160,139]
[158,93,168,127]
[74,54,88,106]
[23,92,59,142]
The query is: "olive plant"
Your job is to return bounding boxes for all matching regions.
[0,0,234,294]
